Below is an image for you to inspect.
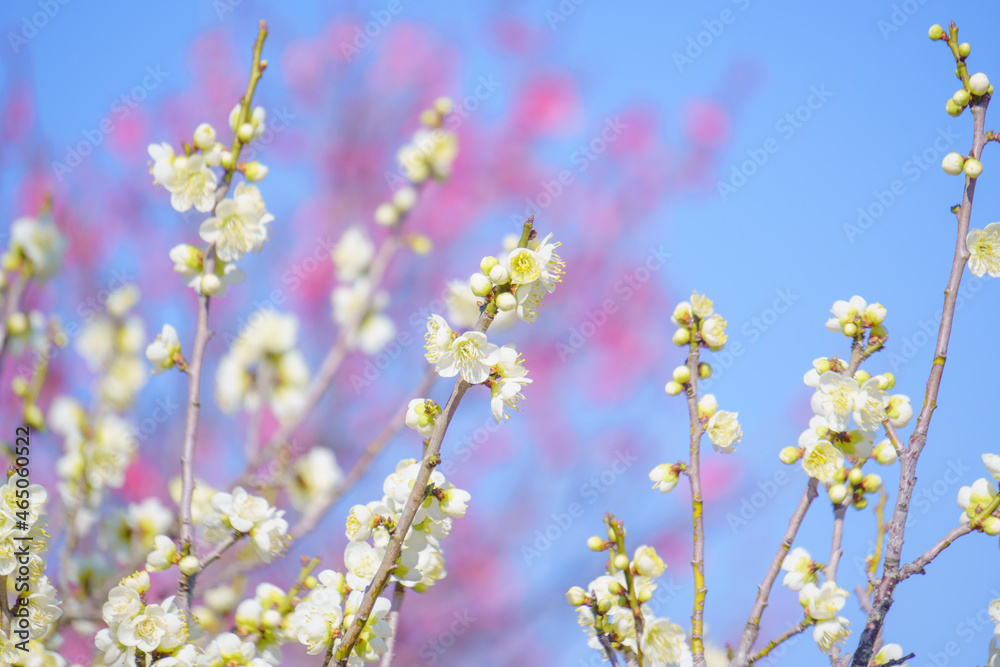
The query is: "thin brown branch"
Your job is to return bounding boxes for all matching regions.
[850,68,991,666]
[748,618,814,664]
[731,478,819,666]
[682,335,707,667]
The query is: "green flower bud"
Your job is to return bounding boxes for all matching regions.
[698,362,712,379]
[953,89,971,107]
[946,99,963,117]
[828,484,848,505]
[779,446,802,465]
[672,365,691,384]
[862,473,882,493]
[664,381,684,396]
[566,586,588,606]
[587,536,606,551]
[969,72,991,96]
[928,24,945,40]
[480,256,500,274]
[942,152,965,175]
[613,554,630,571]
[672,328,691,346]
[958,42,971,58]
[964,158,983,179]
[848,467,863,486]
[23,404,44,430]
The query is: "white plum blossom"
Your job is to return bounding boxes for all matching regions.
[287,447,343,512]
[146,323,182,374]
[967,222,1000,278]
[10,213,66,280]
[423,314,454,363]
[800,582,851,653]
[199,183,273,262]
[700,314,727,349]
[825,295,867,334]
[432,329,500,384]
[640,616,692,666]
[633,545,665,578]
[958,478,998,525]
[490,344,531,422]
[331,226,374,282]
[780,547,818,591]
[649,464,680,493]
[706,409,742,453]
[870,643,907,666]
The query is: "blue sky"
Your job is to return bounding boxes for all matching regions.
[4,1,1000,665]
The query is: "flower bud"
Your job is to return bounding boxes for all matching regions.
[854,496,869,510]
[970,72,991,96]
[958,42,971,58]
[489,264,511,285]
[862,473,882,493]
[870,324,889,339]
[179,556,200,576]
[698,362,711,378]
[392,186,417,213]
[874,439,898,465]
[848,467,864,486]
[672,365,691,384]
[496,292,517,312]
[697,394,718,419]
[864,303,887,326]
[842,322,858,337]
[11,377,28,397]
[953,89,971,108]
[194,123,217,149]
[597,599,611,613]
[469,272,492,297]
[779,446,803,465]
[878,372,896,390]
[664,381,684,396]
[816,358,832,373]
[982,516,1000,535]
[613,554,630,571]
[6,312,28,336]
[964,158,983,179]
[23,403,44,430]
[854,370,871,385]
[566,587,587,606]
[262,609,282,628]
[238,122,255,143]
[608,581,624,596]
[941,152,965,175]
[374,203,399,227]
[671,301,693,325]
[928,24,945,40]
[201,274,223,296]
[220,150,235,171]
[672,328,691,346]
[946,99,963,117]
[828,484,848,505]
[243,161,268,182]
[419,109,440,127]
[637,588,653,603]
[434,97,453,115]
[480,256,500,274]
[587,536,606,551]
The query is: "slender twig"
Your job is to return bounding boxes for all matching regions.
[682,332,707,667]
[897,493,1000,581]
[379,583,406,667]
[330,218,535,666]
[731,479,819,665]
[195,532,243,575]
[748,618,814,663]
[0,575,9,634]
[882,420,905,457]
[176,21,268,617]
[826,504,846,583]
[607,517,644,664]
[850,40,990,665]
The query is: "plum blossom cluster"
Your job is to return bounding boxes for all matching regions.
[149,110,274,297]
[97,571,189,666]
[0,478,61,663]
[419,228,563,425]
[778,297,910,509]
[393,97,459,187]
[954,454,1000,538]
[778,548,852,654]
[214,311,311,425]
[201,486,290,565]
[568,518,692,666]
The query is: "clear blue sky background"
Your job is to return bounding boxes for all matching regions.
[3,1,1000,665]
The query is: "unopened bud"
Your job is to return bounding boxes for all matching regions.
[928,24,945,40]
[779,446,803,465]
[664,381,684,396]
[953,89,971,107]
[672,365,691,384]
[672,328,691,346]
[566,586,587,606]
[179,556,200,576]
[469,273,492,297]
[613,554,630,571]
[828,484,848,505]
[480,256,500,274]
[489,264,511,285]
[23,404,44,430]
[969,72,991,96]
[496,292,517,312]
[587,536,606,552]
[848,467,863,486]
[698,362,712,379]
[862,474,882,493]
[964,158,983,179]
[942,152,965,175]
[238,122,255,143]
[958,42,971,58]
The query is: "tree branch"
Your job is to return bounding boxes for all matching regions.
[682,335,707,667]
